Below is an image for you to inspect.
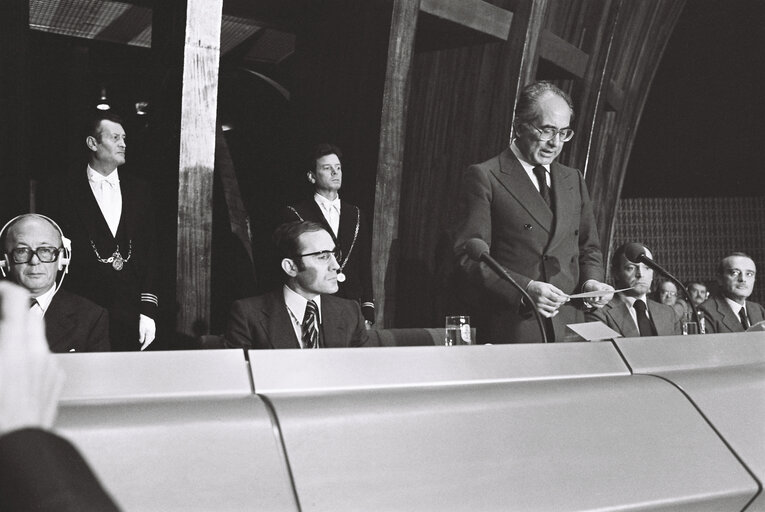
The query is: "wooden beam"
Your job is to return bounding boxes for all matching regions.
[176,0,223,337]
[373,0,421,327]
[538,28,589,79]
[420,0,512,40]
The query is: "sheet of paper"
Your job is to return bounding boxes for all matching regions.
[566,321,622,342]
[567,287,633,299]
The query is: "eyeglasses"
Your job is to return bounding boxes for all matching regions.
[297,247,342,263]
[10,246,61,264]
[659,291,677,297]
[527,123,574,142]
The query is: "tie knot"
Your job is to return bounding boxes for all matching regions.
[633,299,647,313]
[305,299,318,318]
[533,165,547,180]
[30,298,37,309]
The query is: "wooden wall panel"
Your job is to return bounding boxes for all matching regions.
[392,0,685,328]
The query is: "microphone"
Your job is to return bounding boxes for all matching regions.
[623,243,702,331]
[464,239,548,343]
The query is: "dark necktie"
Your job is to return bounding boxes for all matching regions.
[532,165,551,207]
[633,300,655,337]
[30,298,38,309]
[739,307,750,330]
[302,300,320,349]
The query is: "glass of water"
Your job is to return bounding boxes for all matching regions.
[682,312,699,335]
[445,315,472,345]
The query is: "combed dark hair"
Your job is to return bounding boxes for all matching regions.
[514,81,575,128]
[308,143,342,172]
[685,280,707,289]
[717,252,755,276]
[86,112,124,141]
[273,220,326,260]
[610,242,654,270]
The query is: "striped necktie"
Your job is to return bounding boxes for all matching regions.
[302,300,320,349]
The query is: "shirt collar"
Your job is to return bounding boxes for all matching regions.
[283,284,322,323]
[509,141,550,174]
[33,285,57,312]
[619,293,648,308]
[724,296,746,315]
[314,193,340,211]
[87,165,120,185]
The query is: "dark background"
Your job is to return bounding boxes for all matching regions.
[625,0,765,198]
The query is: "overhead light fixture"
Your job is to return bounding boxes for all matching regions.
[96,87,110,111]
[135,101,149,116]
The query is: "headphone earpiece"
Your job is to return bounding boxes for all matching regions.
[58,235,72,273]
[0,254,8,278]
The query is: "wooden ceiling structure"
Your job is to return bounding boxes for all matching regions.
[0,0,686,338]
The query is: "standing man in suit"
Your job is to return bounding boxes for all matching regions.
[700,252,765,333]
[586,243,680,337]
[224,221,369,349]
[40,113,158,351]
[283,144,375,327]
[454,81,613,343]
[1,214,109,352]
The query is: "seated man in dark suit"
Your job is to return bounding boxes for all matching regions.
[700,252,765,333]
[0,281,119,511]
[586,243,680,337]
[1,214,109,352]
[224,221,369,349]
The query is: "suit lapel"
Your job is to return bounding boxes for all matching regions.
[717,297,744,332]
[610,300,639,338]
[493,149,553,234]
[547,162,575,249]
[262,290,301,349]
[71,174,115,242]
[337,201,356,254]
[320,296,346,348]
[44,293,77,352]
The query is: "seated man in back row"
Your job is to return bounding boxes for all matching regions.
[700,252,765,333]
[224,221,369,349]
[586,243,680,337]
[1,214,109,352]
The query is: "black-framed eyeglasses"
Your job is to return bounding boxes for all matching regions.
[10,246,61,264]
[296,247,342,263]
[527,123,574,142]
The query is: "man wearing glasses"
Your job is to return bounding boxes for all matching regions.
[454,81,613,343]
[700,252,765,333]
[224,221,369,349]
[283,143,375,328]
[0,214,109,352]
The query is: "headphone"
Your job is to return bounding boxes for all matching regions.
[0,214,72,277]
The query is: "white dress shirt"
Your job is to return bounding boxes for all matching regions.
[618,294,652,331]
[510,141,551,191]
[314,193,341,236]
[283,285,322,348]
[30,285,57,317]
[724,297,748,319]
[87,165,122,237]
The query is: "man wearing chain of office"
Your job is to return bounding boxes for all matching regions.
[40,112,158,351]
[282,143,375,328]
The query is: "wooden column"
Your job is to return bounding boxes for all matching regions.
[372,0,421,327]
[0,0,30,220]
[175,0,223,338]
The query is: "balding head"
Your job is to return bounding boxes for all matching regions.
[3,215,63,297]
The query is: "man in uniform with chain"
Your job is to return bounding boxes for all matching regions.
[282,143,375,327]
[40,112,158,351]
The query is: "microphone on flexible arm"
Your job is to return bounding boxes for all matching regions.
[464,238,548,343]
[623,243,703,332]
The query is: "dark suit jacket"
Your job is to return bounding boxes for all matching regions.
[454,149,604,343]
[39,171,158,351]
[699,294,765,333]
[223,288,370,349]
[585,296,681,337]
[46,290,110,353]
[283,199,375,322]
[0,428,119,511]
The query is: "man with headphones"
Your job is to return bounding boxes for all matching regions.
[39,112,158,351]
[1,214,109,352]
